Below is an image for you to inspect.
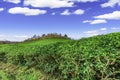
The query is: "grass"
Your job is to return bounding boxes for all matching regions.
[0,32,120,80]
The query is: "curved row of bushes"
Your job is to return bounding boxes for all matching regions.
[0,32,120,80]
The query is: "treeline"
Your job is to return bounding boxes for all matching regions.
[24,33,70,42]
[0,33,70,44]
[0,41,18,44]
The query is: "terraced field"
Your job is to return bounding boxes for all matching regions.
[0,32,120,80]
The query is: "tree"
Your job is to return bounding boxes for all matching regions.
[32,35,37,39]
[42,34,46,37]
[64,34,68,38]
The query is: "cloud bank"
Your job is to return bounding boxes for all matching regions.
[4,0,21,4]
[83,19,107,24]
[94,11,120,20]
[8,7,47,16]
[101,0,120,8]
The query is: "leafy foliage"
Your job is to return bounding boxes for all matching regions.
[0,32,120,80]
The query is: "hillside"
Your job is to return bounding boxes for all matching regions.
[0,32,120,80]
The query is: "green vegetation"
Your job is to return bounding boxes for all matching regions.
[0,32,120,80]
[0,62,50,80]
[24,33,70,42]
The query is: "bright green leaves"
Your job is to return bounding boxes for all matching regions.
[0,32,120,80]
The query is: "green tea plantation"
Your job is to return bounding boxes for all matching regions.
[0,32,120,80]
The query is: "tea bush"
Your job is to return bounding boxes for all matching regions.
[0,32,120,80]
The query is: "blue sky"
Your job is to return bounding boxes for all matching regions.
[0,0,120,41]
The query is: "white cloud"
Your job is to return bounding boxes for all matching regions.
[0,8,4,12]
[90,20,107,24]
[100,28,107,31]
[4,0,21,4]
[23,0,98,9]
[14,35,28,38]
[0,34,5,37]
[83,19,107,24]
[83,11,120,24]
[52,12,56,15]
[3,0,98,7]
[0,34,29,41]
[83,20,91,23]
[73,9,84,15]
[84,30,99,36]
[8,7,47,16]
[77,0,98,2]
[24,0,74,8]
[83,27,108,37]
[94,11,120,20]
[68,0,98,2]
[61,9,71,15]
[84,30,98,34]
[61,9,85,15]
[0,35,6,41]
[111,27,120,30]
[101,0,120,8]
